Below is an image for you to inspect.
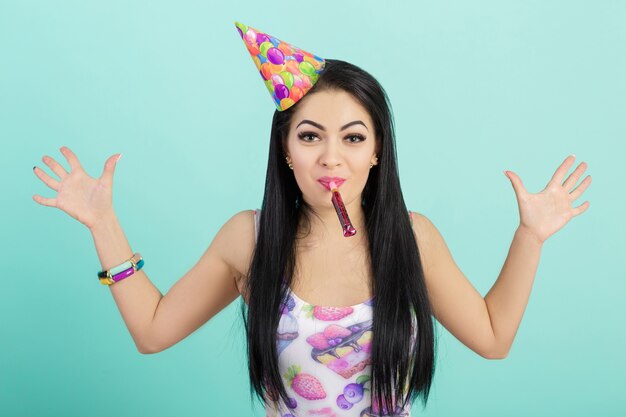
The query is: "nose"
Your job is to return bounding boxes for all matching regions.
[319,138,343,168]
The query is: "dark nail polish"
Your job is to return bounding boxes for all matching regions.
[33,166,36,171]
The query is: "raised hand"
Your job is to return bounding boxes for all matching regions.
[32,146,123,230]
[504,154,592,244]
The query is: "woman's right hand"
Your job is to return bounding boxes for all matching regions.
[32,146,123,230]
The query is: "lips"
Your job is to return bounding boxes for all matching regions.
[318,176,346,190]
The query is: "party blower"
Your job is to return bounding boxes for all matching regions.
[329,181,357,237]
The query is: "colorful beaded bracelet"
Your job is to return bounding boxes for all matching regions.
[98,252,144,285]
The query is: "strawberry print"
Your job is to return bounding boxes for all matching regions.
[323,324,352,339]
[283,365,326,400]
[302,304,354,321]
[306,333,331,350]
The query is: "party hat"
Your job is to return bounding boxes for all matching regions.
[234,21,326,111]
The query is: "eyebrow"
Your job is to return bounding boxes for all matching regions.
[296,119,369,132]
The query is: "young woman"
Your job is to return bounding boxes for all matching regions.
[32,28,592,417]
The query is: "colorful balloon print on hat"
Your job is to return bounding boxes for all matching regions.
[234,21,326,111]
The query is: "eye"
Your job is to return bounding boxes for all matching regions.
[297,132,318,142]
[346,134,366,143]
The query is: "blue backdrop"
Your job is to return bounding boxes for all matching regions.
[2,1,624,416]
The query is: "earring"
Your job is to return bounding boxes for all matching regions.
[285,156,293,170]
[370,155,378,169]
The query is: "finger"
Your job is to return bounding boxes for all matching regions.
[100,153,122,187]
[33,166,60,191]
[60,146,84,172]
[505,170,528,199]
[562,161,588,191]
[42,154,69,180]
[572,200,590,217]
[570,175,592,201]
[547,154,576,188]
[32,194,57,207]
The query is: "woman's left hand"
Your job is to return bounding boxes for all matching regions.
[504,154,592,244]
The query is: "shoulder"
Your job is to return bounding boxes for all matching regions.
[213,209,257,287]
[222,209,256,233]
[214,209,256,245]
[408,210,435,240]
[408,210,442,274]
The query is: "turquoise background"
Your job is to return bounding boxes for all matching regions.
[2,0,624,416]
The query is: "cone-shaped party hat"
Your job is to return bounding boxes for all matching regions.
[234,21,326,111]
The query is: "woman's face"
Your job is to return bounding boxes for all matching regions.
[284,89,379,210]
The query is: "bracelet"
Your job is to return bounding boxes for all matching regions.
[98,252,144,285]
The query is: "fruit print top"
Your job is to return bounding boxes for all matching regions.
[253,209,415,417]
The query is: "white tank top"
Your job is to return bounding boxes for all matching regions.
[253,209,414,417]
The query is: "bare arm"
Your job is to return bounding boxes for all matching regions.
[90,212,163,354]
[33,147,253,354]
[483,226,543,358]
[145,210,254,353]
[92,210,253,354]
[34,147,165,354]
[410,211,498,359]
[413,213,542,359]
[411,211,543,359]
[415,157,591,358]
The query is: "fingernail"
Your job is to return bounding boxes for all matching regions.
[117,154,123,162]
[33,166,36,171]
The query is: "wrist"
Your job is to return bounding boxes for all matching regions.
[89,212,120,235]
[515,225,545,247]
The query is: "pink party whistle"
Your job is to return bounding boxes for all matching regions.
[329,181,357,237]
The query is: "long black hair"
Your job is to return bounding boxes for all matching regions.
[239,59,438,416]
